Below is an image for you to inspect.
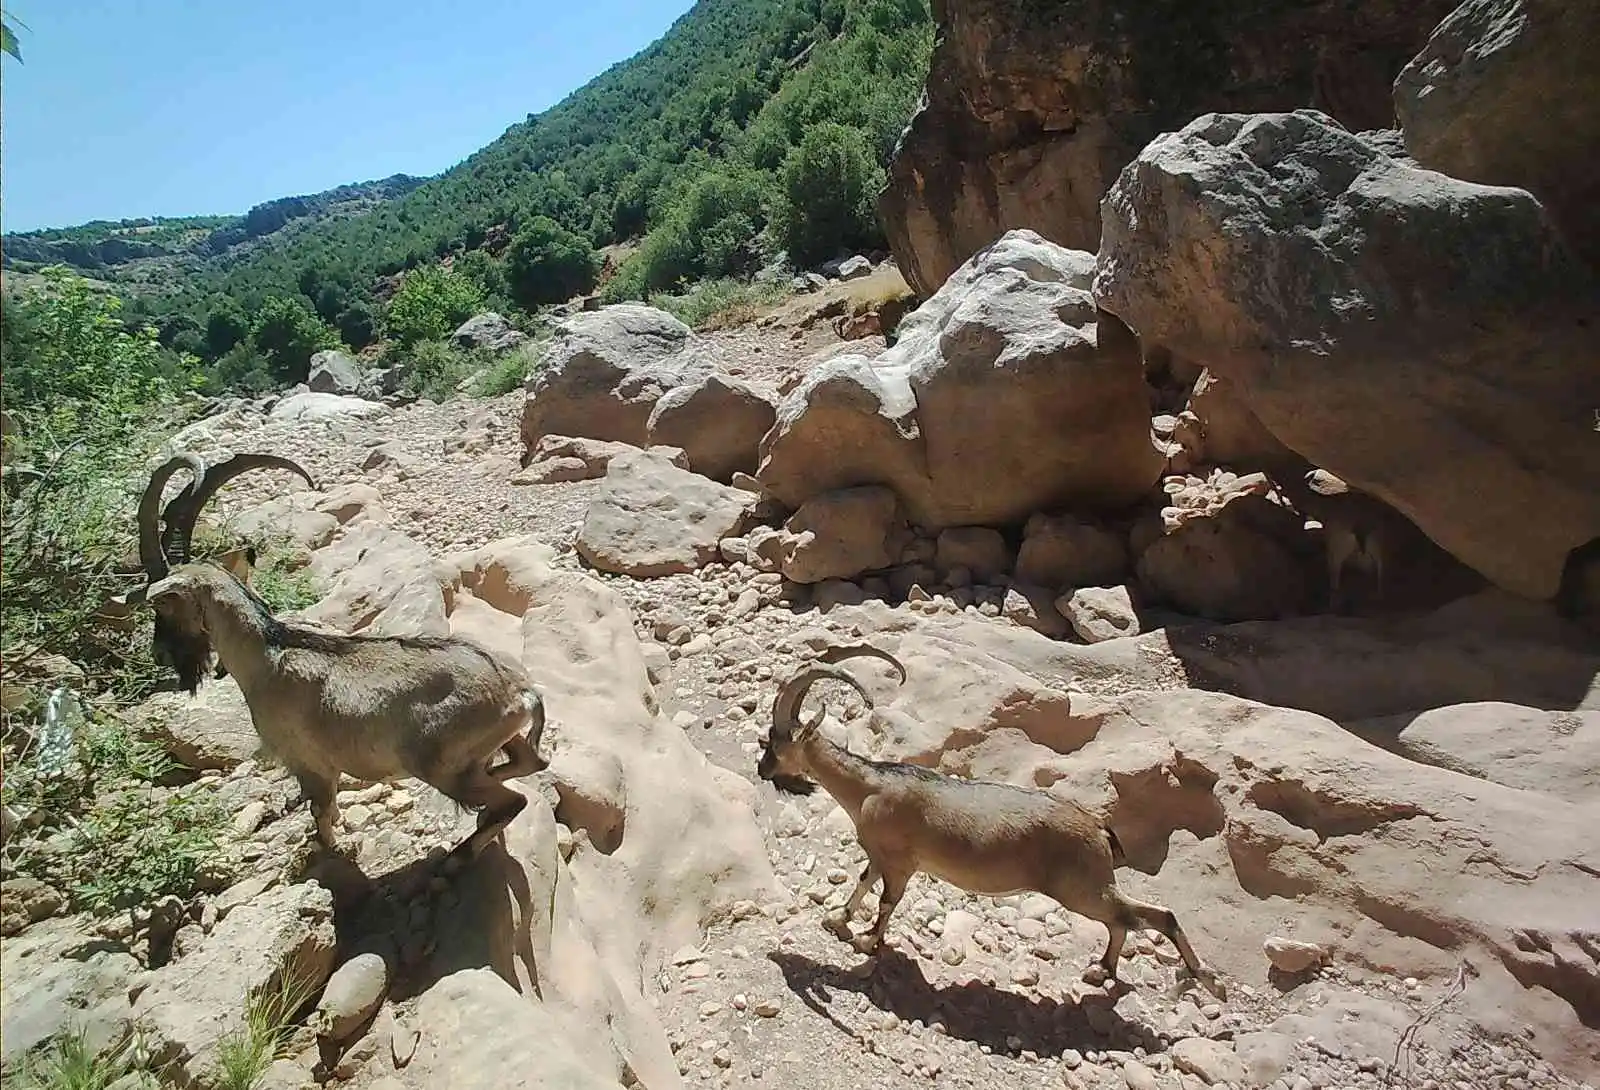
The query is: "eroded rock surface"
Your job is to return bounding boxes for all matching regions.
[880,0,1457,294]
[1096,109,1600,600]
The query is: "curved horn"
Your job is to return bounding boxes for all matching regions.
[813,642,907,685]
[162,453,317,564]
[137,452,208,579]
[771,665,875,739]
[771,644,907,738]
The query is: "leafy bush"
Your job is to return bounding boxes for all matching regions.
[383,265,485,348]
[249,295,340,385]
[397,338,498,402]
[771,121,886,268]
[1,266,201,440]
[1,271,205,700]
[506,216,600,307]
[69,785,227,918]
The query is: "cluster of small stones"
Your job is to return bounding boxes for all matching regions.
[1159,469,1277,533]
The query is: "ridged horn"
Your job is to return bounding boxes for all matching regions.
[162,453,317,564]
[770,644,907,738]
[136,452,208,581]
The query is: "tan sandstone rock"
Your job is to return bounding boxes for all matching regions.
[759,231,1163,529]
[645,373,778,483]
[575,449,755,578]
[1396,0,1600,267]
[878,0,1455,294]
[520,304,713,456]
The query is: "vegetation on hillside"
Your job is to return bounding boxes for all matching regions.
[2,0,934,396]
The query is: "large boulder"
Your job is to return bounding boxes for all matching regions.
[778,486,906,585]
[132,676,259,771]
[520,304,713,455]
[645,373,778,483]
[450,311,528,353]
[1096,110,1600,601]
[268,391,388,424]
[575,450,755,578]
[307,350,364,396]
[758,231,1163,529]
[132,882,337,1085]
[879,0,1457,295]
[1395,0,1600,268]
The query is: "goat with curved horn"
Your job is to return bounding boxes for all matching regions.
[755,639,1226,998]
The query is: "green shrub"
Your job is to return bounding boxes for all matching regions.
[249,295,340,385]
[771,121,886,268]
[398,338,497,402]
[649,277,791,330]
[507,216,600,308]
[384,265,485,348]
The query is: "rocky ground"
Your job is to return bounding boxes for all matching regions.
[4,300,1595,1090]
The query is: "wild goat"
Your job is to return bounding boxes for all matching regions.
[118,452,548,864]
[757,644,1224,997]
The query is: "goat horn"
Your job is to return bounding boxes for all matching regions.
[813,642,907,684]
[137,452,208,581]
[771,665,875,739]
[163,453,317,564]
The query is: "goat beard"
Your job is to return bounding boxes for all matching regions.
[769,774,816,796]
[155,620,217,696]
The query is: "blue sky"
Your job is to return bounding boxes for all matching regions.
[0,0,696,233]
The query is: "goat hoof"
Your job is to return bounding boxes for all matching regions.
[1081,964,1111,987]
[849,934,883,955]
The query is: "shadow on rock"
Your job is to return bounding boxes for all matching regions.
[302,837,538,1005]
[768,947,1166,1059]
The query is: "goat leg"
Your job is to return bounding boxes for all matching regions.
[490,730,546,780]
[851,867,910,955]
[842,861,879,920]
[440,770,529,874]
[293,770,340,850]
[1103,889,1228,1000]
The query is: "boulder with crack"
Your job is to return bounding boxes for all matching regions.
[307,350,364,396]
[777,485,907,585]
[513,435,686,485]
[1095,109,1600,602]
[520,304,714,456]
[759,230,1163,529]
[575,449,756,578]
[1395,0,1600,267]
[645,373,778,483]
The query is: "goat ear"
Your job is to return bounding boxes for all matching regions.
[793,708,826,742]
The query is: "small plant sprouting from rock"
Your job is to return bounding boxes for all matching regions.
[14,1026,156,1090]
[247,542,324,615]
[2,705,230,934]
[212,968,323,1090]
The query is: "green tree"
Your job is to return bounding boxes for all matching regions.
[383,265,485,347]
[506,217,600,308]
[250,295,338,384]
[204,300,250,358]
[2,267,199,439]
[771,121,886,267]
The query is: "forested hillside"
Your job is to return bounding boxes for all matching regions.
[2,0,933,396]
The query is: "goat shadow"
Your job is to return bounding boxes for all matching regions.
[767,946,1169,1060]
[303,833,541,1006]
